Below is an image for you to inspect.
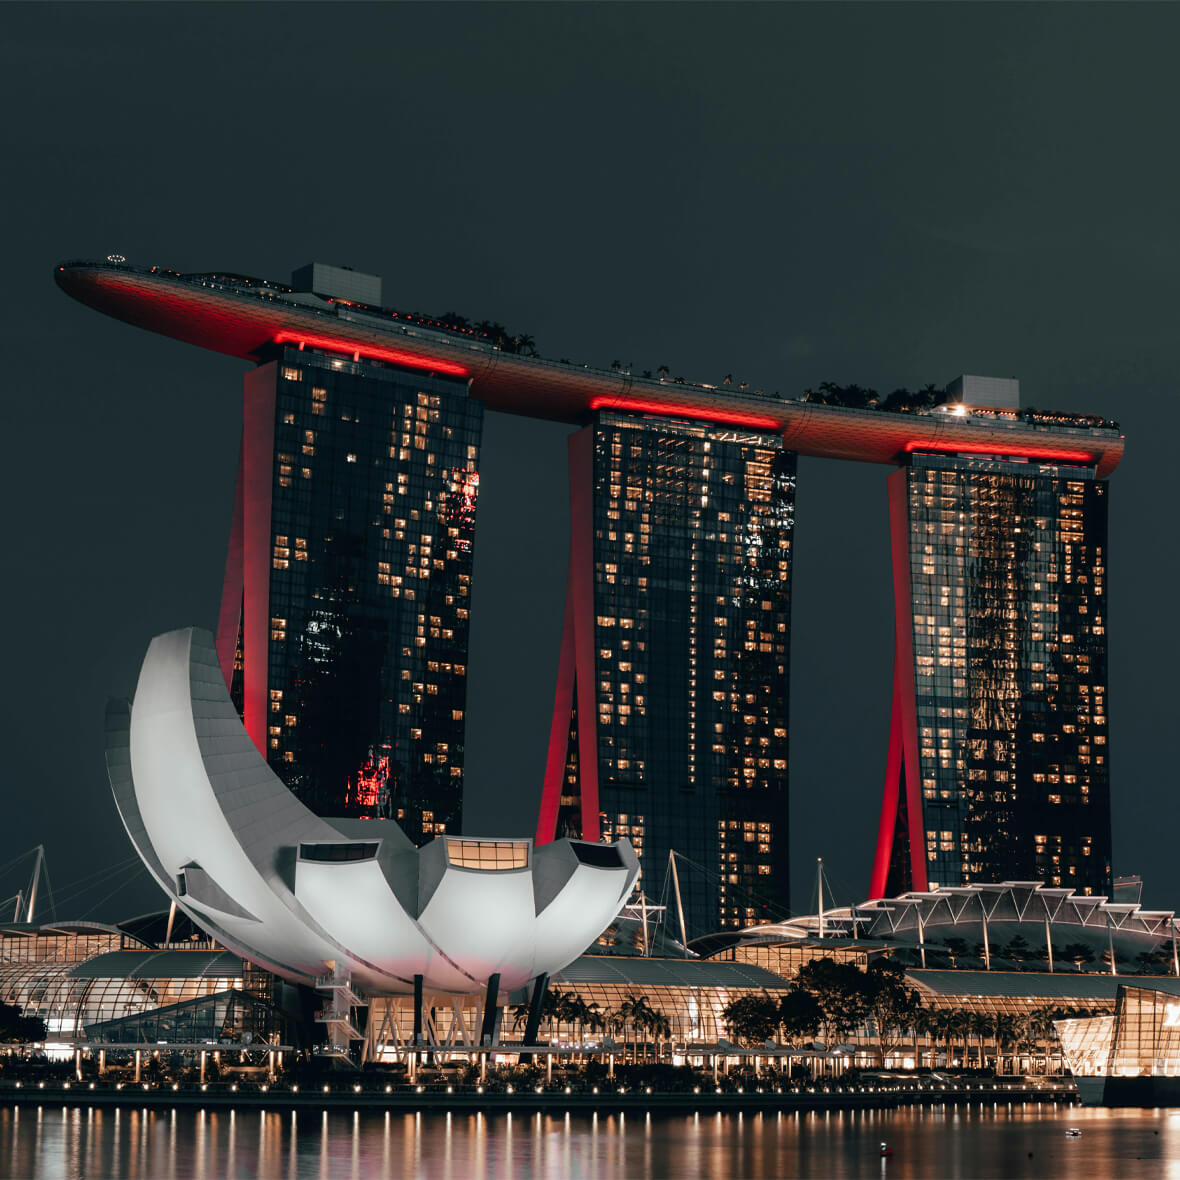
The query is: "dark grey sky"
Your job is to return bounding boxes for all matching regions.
[4,3,1177,922]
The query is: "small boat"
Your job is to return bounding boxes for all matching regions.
[1065,1128,1082,1138]
[880,1141,894,1157]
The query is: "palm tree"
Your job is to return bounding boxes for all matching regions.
[973,1011,997,1070]
[511,999,531,1038]
[656,365,670,378]
[616,993,650,1057]
[648,1008,671,1060]
[911,1007,935,1069]
[514,333,538,357]
[939,1010,967,1066]
[993,1013,1021,1075]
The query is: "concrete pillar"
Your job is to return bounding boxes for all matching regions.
[199,1050,206,1085]
[479,974,501,1047]
[413,975,424,1046]
[74,1049,82,1081]
[98,1049,106,1077]
[522,974,549,1048]
[134,1050,141,1083]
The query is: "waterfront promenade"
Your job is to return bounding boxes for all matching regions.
[0,1076,1075,1114]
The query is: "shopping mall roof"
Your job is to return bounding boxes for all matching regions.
[555,954,792,991]
[908,969,1180,1001]
[69,950,242,980]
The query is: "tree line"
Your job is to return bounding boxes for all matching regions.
[721,956,1103,1070]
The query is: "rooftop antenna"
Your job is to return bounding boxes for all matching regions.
[25,846,46,924]
[669,851,690,956]
[817,857,825,941]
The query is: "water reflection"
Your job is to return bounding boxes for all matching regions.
[0,1103,1178,1178]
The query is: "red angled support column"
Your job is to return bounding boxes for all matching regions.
[241,365,277,758]
[869,467,928,897]
[536,427,600,844]
[215,440,245,691]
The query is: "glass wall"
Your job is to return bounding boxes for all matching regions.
[580,413,796,936]
[262,349,482,843]
[901,454,1110,893]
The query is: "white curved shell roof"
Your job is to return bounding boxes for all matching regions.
[106,628,638,996]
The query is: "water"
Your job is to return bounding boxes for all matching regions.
[2,1102,1179,1178]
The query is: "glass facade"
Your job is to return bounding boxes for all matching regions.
[85,988,285,1046]
[549,413,795,936]
[886,453,1111,895]
[246,348,482,843]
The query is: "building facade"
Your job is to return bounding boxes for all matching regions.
[871,451,1112,897]
[216,347,482,843]
[536,412,796,936]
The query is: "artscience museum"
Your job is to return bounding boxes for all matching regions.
[101,624,639,1057]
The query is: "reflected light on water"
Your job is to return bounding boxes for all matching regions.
[3,1103,1180,1178]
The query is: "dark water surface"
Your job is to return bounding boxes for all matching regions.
[2,1102,1177,1178]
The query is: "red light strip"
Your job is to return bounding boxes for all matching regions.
[273,332,470,378]
[589,396,782,432]
[903,440,1095,465]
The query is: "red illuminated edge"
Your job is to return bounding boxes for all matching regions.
[904,440,1096,465]
[273,332,470,379]
[589,396,783,433]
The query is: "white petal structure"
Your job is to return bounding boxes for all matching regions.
[106,628,639,995]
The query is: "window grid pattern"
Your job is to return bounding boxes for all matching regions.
[445,839,530,871]
[266,349,482,844]
[905,454,1110,894]
[1109,986,1180,1078]
[587,414,795,936]
[0,964,241,1039]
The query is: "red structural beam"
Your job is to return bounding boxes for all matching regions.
[55,263,1125,477]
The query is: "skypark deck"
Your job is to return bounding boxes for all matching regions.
[55,260,1124,476]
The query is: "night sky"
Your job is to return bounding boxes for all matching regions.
[5,4,1178,924]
